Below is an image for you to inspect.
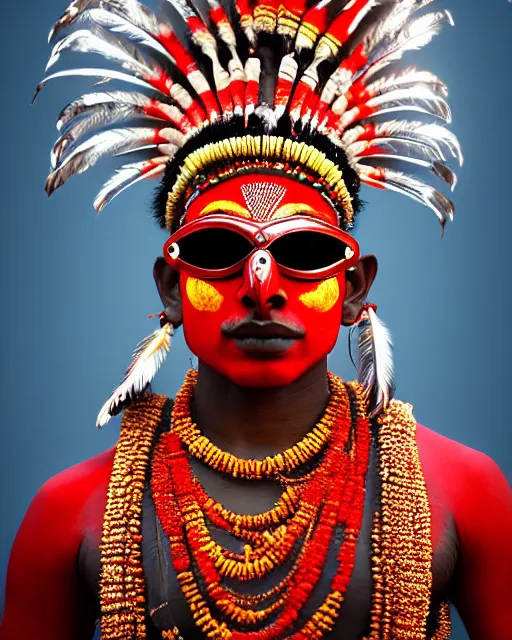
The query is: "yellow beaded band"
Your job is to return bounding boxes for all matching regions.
[99,394,168,640]
[164,135,354,230]
[363,399,451,640]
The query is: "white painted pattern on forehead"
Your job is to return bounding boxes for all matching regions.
[240,182,286,221]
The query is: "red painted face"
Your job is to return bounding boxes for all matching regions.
[177,173,357,387]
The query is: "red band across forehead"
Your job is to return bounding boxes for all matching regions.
[184,173,342,226]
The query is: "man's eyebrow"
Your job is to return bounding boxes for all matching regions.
[198,200,251,217]
[272,203,317,219]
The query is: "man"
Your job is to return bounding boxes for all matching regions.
[1,0,511,638]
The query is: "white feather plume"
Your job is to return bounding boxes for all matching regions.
[33,68,166,104]
[46,127,162,193]
[342,120,463,166]
[416,123,463,166]
[52,104,141,168]
[347,136,445,163]
[85,8,173,62]
[93,158,167,211]
[57,90,149,130]
[358,165,454,227]
[350,139,457,190]
[53,93,186,168]
[363,86,451,121]
[363,67,447,98]
[49,0,160,43]
[96,322,173,427]
[359,9,454,86]
[45,27,155,77]
[355,306,395,418]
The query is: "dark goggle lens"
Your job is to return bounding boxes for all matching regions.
[177,228,253,270]
[269,231,350,271]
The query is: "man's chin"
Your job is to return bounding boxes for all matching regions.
[210,356,313,389]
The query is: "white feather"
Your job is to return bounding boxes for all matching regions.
[96,322,173,427]
[46,127,161,193]
[33,68,166,104]
[45,28,153,77]
[362,68,448,100]
[348,136,445,163]
[356,306,395,417]
[52,104,141,168]
[357,165,455,227]
[93,158,167,211]
[416,123,463,166]
[366,86,450,116]
[360,155,456,190]
[342,120,463,166]
[86,8,173,62]
[360,10,454,85]
[49,0,160,42]
[339,87,451,131]
[57,90,149,130]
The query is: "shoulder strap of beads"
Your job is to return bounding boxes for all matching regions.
[365,399,451,640]
[99,393,170,640]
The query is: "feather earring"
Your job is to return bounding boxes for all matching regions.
[350,303,395,418]
[96,312,173,427]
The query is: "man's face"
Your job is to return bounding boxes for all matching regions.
[178,173,351,387]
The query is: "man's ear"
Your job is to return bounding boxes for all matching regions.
[153,257,183,327]
[342,254,378,327]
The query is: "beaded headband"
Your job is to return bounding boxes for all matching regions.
[164,135,355,230]
[36,0,462,233]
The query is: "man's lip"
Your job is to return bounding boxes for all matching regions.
[222,319,305,340]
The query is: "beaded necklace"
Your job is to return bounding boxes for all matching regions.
[170,370,338,479]
[151,371,368,638]
[99,371,452,640]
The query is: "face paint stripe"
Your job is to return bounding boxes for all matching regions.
[272,202,317,219]
[186,277,224,312]
[198,200,251,218]
[299,278,340,313]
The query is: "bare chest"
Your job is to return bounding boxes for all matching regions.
[79,450,457,639]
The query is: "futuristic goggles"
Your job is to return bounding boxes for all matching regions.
[163,215,360,280]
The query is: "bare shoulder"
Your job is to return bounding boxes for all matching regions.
[1,447,117,639]
[415,423,511,532]
[26,446,116,537]
[40,446,116,495]
[415,422,507,483]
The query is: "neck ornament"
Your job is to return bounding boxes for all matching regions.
[99,373,452,640]
[172,369,341,479]
[151,372,370,638]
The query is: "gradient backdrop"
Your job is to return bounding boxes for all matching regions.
[1,1,511,637]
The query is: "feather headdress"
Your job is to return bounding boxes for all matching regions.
[37,0,461,231]
[38,0,461,420]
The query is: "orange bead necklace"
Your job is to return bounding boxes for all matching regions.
[151,371,371,638]
[171,369,341,479]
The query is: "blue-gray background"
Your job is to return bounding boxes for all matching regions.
[0,1,510,637]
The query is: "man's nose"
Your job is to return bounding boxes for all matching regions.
[237,250,287,319]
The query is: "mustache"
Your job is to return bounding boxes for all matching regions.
[221,318,305,340]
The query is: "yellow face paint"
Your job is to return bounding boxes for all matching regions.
[271,202,317,220]
[298,278,340,313]
[186,277,224,312]
[198,200,251,218]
